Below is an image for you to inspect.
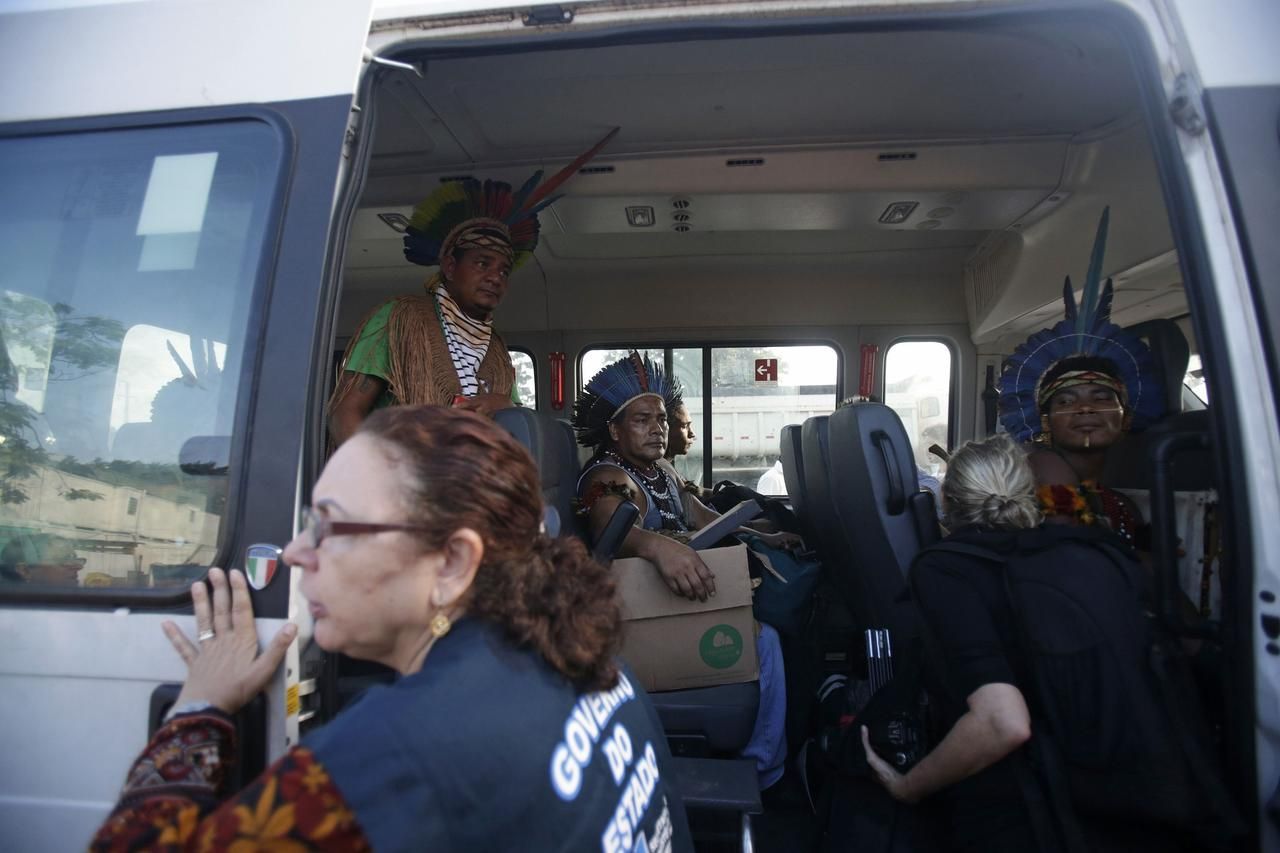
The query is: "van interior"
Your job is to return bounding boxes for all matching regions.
[0,2,1266,849]
[319,8,1241,849]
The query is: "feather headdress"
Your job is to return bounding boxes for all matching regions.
[998,208,1165,442]
[573,351,683,450]
[403,128,618,269]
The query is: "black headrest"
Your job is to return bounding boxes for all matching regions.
[1125,318,1190,415]
[799,416,843,564]
[779,424,806,516]
[828,403,931,581]
[493,407,555,490]
[493,409,588,541]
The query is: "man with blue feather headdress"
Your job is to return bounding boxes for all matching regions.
[573,352,718,601]
[998,208,1165,545]
[573,351,790,789]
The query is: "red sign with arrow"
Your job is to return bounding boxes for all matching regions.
[755,358,778,382]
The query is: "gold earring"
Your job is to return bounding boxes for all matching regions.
[1037,414,1052,446]
[430,612,452,639]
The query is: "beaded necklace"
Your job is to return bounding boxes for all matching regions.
[604,450,688,532]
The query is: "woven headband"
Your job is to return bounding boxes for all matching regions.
[1037,369,1127,409]
[442,219,514,264]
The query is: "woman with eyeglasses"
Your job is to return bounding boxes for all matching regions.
[92,406,692,852]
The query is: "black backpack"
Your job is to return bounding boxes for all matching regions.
[914,527,1245,852]
[707,480,803,536]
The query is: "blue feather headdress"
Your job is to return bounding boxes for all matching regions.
[573,352,683,450]
[403,128,618,270]
[998,208,1165,442]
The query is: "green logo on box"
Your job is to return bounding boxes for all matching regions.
[699,624,744,669]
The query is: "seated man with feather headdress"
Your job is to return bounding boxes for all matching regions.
[572,351,789,789]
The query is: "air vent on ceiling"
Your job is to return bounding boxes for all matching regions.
[673,212,691,223]
[878,201,918,225]
[377,212,411,234]
[966,231,1020,319]
[673,223,691,233]
[877,151,918,162]
[725,158,765,168]
[671,198,691,209]
[578,165,615,175]
[438,174,474,183]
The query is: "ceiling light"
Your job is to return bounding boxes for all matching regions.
[377,213,410,233]
[878,202,918,225]
[626,206,655,227]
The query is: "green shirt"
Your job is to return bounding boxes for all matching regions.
[343,301,522,407]
[342,302,398,409]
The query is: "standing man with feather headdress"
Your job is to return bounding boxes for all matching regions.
[328,130,617,445]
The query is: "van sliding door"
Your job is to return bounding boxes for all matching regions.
[0,1,372,848]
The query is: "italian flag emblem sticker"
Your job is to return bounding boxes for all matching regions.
[244,544,281,590]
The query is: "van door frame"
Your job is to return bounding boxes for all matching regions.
[348,0,1273,831]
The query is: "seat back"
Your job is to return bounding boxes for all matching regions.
[1127,318,1191,417]
[779,423,807,521]
[814,404,940,630]
[493,407,580,539]
[798,416,838,559]
[799,415,872,624]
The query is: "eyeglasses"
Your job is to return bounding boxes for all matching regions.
[1049,405,1125,417]
[299,506,431,549]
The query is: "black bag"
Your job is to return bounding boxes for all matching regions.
[917,527,1245,852]
[707,480,803,536]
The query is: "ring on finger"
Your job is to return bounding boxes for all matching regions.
[198,629,216,642]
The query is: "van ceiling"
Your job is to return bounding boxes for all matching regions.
[346,17,1163,337]
[367,23,1137,171]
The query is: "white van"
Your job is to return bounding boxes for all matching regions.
[1,0,1277,849]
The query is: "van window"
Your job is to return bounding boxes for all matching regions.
[0,121,282,591]
[711,345,838,493]
[670,347,703,488]
[884,339,953,477]
[580,348,666,380]
[509,348,538,409]
[1184,353,1209,405]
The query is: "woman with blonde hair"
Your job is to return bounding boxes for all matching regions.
[861,434,1038,851]
[863,434,1199,852]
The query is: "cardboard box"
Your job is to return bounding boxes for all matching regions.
[614,543,759,693]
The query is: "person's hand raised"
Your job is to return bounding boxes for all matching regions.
[162,567,297,715]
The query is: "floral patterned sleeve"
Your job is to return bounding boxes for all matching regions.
[91,712,370,852]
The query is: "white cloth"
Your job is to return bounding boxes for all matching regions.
[434,284,492,396]
[756,460,787,495]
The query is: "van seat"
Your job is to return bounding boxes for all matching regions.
[649,682,761,754]
[493,407,582,540]
[779,424,810,538]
